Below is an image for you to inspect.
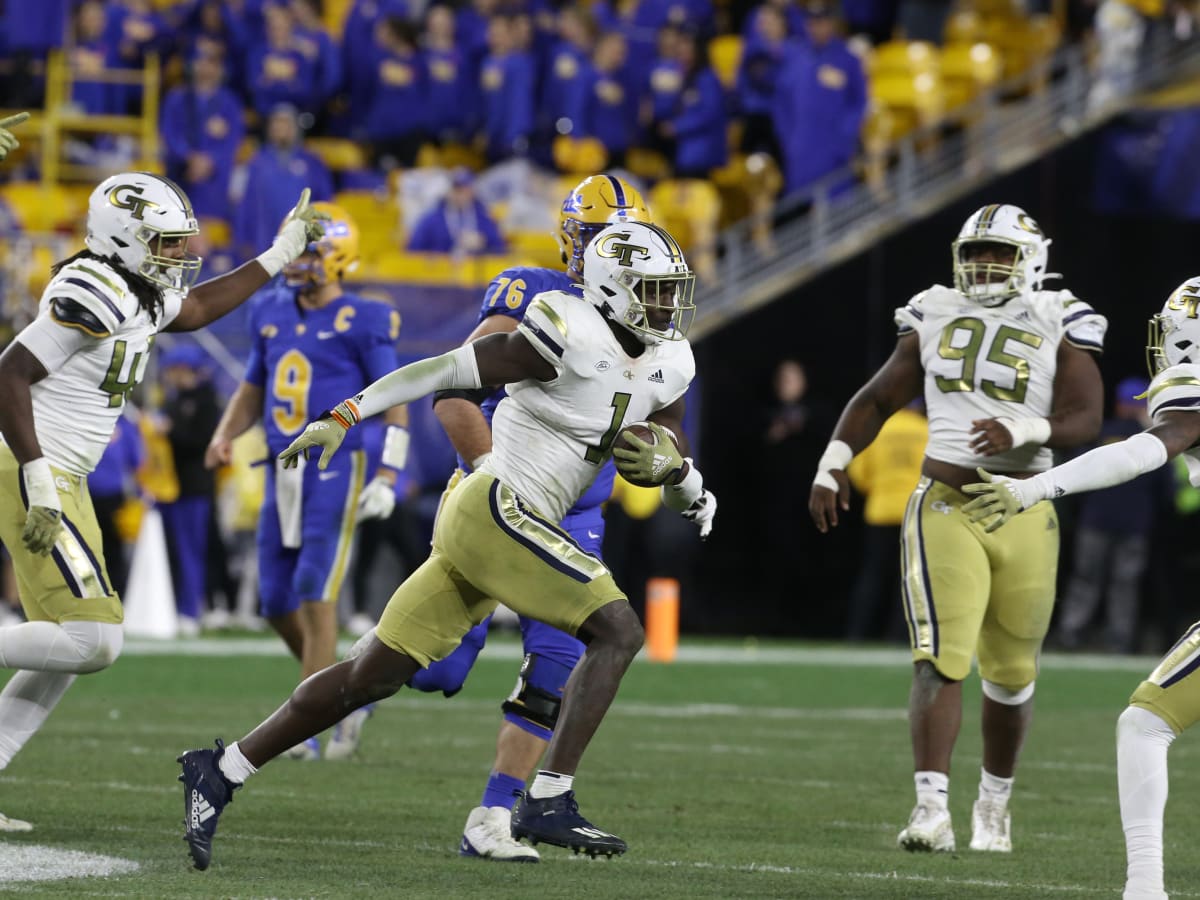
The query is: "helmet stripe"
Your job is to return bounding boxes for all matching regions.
[606,175,626,207]
[644,222,684,262]
[142,172,194,217]
[976,204,1000,235]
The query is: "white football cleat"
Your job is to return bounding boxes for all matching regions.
[0,810,32,832]
[284,737,320,760]
[459,806,539,862]
[969,797,1012,852]
[898,803,955,852]
[325,705,373,760]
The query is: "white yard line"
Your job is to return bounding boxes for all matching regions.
[119,638,1164,671]
[0,843,138,883]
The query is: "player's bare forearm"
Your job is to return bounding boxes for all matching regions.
[830,334,923,452]
[1147,410,1200,459]
[434,397,493,466]
[213,381,264,445]
[1045,343,1103,449]
[0,343,48,464]
[383,404,409,429]
[166,261,273,332]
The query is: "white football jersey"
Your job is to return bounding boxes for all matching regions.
[15,257,183,476]
[482,290,695,522]
[895,284,1107,473]
[1146,362,1200,485]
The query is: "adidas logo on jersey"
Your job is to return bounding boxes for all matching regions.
[648,369,665,383]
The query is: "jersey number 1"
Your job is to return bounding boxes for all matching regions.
[585,392,632,464]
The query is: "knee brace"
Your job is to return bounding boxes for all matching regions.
[62,621,123,673]
[982,679,1035,706]
[501,653,575,732]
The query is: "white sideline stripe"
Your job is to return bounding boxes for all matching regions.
[0,842,138,883]
[120,638,1165,671]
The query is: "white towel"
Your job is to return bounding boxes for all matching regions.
[276,456,305,549]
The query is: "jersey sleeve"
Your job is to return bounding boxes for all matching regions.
[243,304,268,387]
[44,261,136,336]
[894,290,927,336]
[480,268,534,323]
[358,302,401,385]
[1060,294,1107,352]
[14,309,93,372]
[516,292,570,374]
[1146,363,1200,418]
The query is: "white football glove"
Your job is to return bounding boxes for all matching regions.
[356,475,397,522]
[682,489,717,540]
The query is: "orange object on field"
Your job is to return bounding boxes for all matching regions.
[645,577,679,663]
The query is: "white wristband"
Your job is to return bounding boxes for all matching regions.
[470,452,492,471]
[21,457,60,511]
[255,219,307,278]
[996,416,1052,448]
[381,425,410,470]
[813,439,853,490]
[662,459,703,511]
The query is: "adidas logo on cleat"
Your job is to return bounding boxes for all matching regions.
[190,791,215,828]
[648,369,665,383]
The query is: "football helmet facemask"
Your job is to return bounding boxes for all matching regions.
[282,202,360,288]
[583,221,695,345]
[86,172,202,291]
[1147,277,1200,376]
[558,174,650,279]
[952,204,1051,307]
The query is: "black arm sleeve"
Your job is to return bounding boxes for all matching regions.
[433,386,493,407]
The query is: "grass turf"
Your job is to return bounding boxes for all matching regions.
[1,639,1197,898]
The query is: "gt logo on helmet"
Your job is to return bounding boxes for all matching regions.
[1166,286,1200,319]
[1015,213,1042,234]
[108,184,159,221]
[595,232,650,267]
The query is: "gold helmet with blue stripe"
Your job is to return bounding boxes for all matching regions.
[558,174,651,279]
[283,202,360,287]
[952,204,1051,307]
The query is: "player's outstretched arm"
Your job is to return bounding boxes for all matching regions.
[0,341,62,553]
[810,333,923,533]
[963,408,1200,532]
[167,189,328,332]
[0,112,30,161]
[280,332,555,469]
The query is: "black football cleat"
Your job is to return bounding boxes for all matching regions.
[177,739,238,870]
[510,791,627,858]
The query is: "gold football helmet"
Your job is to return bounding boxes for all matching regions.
[283,202,360,287]
[557,174,650,279]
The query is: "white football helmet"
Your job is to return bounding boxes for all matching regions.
[1147,276,1200,375]
[582,221,695,345]
[86,172,202,290]
[952,204,1051,306]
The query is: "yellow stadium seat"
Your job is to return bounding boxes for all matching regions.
[506,229,560,268]
[0,182,84,232]
[941,42,1002,109]
[648,179,720,282]
[944,10,984,44]
[983,15,1061,81]
[708,35,743,90]
[416,142,486,172]
[307,137,368,172]
[552,135,609,174]
[868,40,940,78]
[199,217,232,249]
[869,71,945,135]
[333,189,401,265]
[625,147,672,182]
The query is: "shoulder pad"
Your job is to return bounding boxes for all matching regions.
[46,259,135,334]
[1058,293,1107,353]
[48,297,110,337]
[517,290,576,366]
[1147,363,1200,418]
[894,286,952,333]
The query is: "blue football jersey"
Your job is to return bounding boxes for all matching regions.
[245,286,401,456]
[473,266,615,514]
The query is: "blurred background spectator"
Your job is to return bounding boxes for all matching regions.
[86,411,146,599]
[406,167,506,256]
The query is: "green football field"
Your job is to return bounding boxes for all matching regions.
[1,637,1196,899]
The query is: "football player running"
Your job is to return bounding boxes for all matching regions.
[178,220,717,870]
[809,204,1106,854]
[415,174,658,862]
[963,276,1200,900]
[0,171,324,831]
[204,204,408,761]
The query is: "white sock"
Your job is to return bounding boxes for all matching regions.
[978,768,1014,804]
[528,770,573,800]
[218,741,258,785]
[0,620,122,674]
[1117,705,1175,894]
[0,671,76,769]
[914,770,949,810]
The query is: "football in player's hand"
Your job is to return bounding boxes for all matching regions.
[612,422,677,488]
